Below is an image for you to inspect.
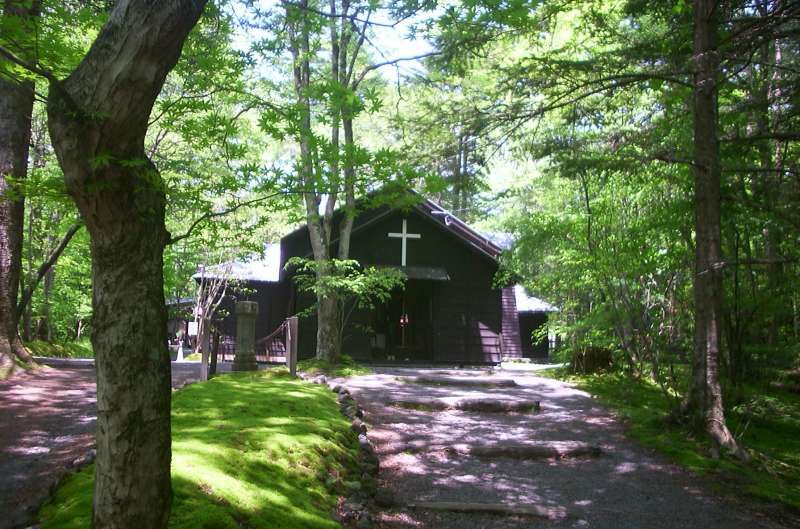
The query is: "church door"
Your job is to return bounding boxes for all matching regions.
[373,281,434,362]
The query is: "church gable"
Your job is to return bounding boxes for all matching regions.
[276,194,525,363]
[346,208,499,283]
[279,195,502,276]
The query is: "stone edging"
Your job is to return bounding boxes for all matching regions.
[300,373,379,529]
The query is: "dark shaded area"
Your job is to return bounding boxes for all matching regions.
[0,360,209,529]
[518,312,548,358]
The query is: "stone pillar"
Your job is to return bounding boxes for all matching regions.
[233,301,258,371]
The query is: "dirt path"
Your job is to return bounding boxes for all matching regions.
[340,367,784,529]
[0,359,210,529]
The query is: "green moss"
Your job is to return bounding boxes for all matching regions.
[541,369,800,511]
[182,352,202,362]
[25,339,94,359]
[39,369,360,529]
[298,354,372,377]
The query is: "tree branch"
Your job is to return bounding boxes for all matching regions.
[722,132,800,143]
[706,256,799,272]
[354,51,441,87]
[280,0,397,28]
[167,191,285,246]
[15,223,82,323]
[0,43,59,84]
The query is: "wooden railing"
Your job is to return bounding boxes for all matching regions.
[255,320,288,363]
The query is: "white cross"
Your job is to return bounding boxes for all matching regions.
[387,218,421,267]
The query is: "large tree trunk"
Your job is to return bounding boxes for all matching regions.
[685,0,746,460]
[45,1,207,526]
[317,293,340,360]
[288,0,341,363]
[0,0,39,377]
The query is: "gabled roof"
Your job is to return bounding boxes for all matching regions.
[283,188,504,262]
[413,193,504,261]
[199,190,503,285]
[192,244,282,283]
[514,285,558,312]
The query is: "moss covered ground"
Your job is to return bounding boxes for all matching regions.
[540,368,800,514]
[298,355,372,378]
[38,369,359,529]
[25,339,94,359]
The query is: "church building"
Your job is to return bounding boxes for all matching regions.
[205,192,555,364]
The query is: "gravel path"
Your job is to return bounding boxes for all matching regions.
[340,367,785,529]
[0,359,216,529]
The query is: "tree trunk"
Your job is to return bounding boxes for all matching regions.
[39,263,54,341]
[22,202,37,341]
[209,329,219,376]
[317,293,340,361]
[197,317,209,380]
[45,0,207,526]
[685,0,747,460]
[0,0,39,376]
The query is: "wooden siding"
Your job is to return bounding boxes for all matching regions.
[501,286,523,358]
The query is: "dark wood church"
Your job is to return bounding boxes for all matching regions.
[203,192,555,364]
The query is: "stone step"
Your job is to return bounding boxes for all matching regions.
[469,441,603,460]
[397,375,518,388]
[407,501,568,520]
[389,396,540,413]
[378,440,603,460]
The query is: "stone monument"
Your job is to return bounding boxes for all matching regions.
[233,301,258,371]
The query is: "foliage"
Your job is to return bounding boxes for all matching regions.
[298,354,373,377]
[389,77,493,222]
[24,339,93,359]
[38,369,361,529]
[287,256,406,349]
[426,0,800,443]
[288,257,406,313]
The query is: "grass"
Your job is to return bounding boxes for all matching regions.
[540,367,800,514]
[298,354,372,378]
[25,339,94,359]
[38,369,360,529]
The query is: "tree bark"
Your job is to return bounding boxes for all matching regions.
[15,223,81,326]
[45,1,207,526]
[0,0,40,376]
[685,0,747,460]
[209,329,219,376]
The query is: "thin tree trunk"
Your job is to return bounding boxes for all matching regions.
[0,0,40,376]
[209,329,219,376]
[45,0,207,526]
[685,0,747,460]
[22,202,37,341]
[39,262,53,341]
[15,222,81,326]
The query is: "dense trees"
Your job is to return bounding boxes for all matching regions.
[250,0,430,361]
[424,0,799,455]
[1,3,798,524]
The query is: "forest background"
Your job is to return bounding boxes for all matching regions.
[1,0,799,514]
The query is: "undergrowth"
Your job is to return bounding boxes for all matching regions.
[25,339,94,359]
[298,354,372,377]
[540,367,800,513]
